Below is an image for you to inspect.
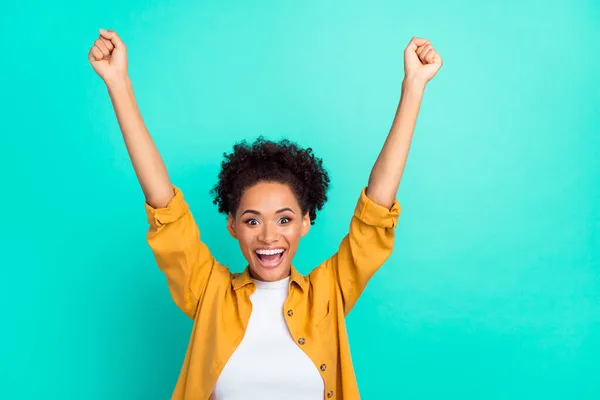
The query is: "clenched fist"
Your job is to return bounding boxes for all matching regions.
[88,29,128,85]
[404,37,443,88]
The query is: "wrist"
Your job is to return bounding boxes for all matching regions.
[401,76,426,93]
[105,75,132,92]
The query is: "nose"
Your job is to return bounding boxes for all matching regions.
[258,221,278,244]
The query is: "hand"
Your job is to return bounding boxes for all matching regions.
[88,29,128,85]
[403,37,443,88]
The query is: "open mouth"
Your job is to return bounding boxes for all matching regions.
[254,248,286,268]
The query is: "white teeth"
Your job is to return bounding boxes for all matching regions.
[255,248,285,255]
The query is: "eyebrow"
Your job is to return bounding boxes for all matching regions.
[241,207,296,216]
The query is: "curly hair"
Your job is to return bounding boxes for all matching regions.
[210,136,330,225]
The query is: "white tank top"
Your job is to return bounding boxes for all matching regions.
[212,276,324,399]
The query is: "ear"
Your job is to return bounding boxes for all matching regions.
[301,212,311,237]
[227,213,238,239]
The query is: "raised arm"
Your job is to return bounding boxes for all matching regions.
[88,29,217,318]
[88,29,173,207]
[317,37,442,315]
[367,37,443,208]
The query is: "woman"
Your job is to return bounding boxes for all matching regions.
[88,28,442,400]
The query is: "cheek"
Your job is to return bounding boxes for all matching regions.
[235,227,255,251]
[282,224,303,245]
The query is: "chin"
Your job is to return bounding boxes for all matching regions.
[255,267,290,282]
[249,251,291,282]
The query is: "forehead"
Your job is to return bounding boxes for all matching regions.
[238,181,301,211]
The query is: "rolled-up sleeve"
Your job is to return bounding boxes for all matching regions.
[145,185,217,319]
[326,187,401,315]
[353,187,401,228]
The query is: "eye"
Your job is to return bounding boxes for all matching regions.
[279,217,291,224]
[245,219,259,226]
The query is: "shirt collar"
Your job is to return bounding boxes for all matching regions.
[232,265,308,292]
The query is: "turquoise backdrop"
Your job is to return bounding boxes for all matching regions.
[1,0,599,398]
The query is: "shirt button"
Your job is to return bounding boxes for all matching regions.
[320,364,327,371]
[298,337,306,345]
[327,390,334,398]
[287,309,294,317]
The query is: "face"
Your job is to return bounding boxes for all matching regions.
[227,181,311,282]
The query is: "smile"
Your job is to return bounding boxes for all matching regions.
[254,248,286,268]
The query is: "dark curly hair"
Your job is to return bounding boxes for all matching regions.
[210,136,330,225]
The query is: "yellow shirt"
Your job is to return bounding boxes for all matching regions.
[145,185,401,400]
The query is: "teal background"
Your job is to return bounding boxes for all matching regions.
[1,0,599,398]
